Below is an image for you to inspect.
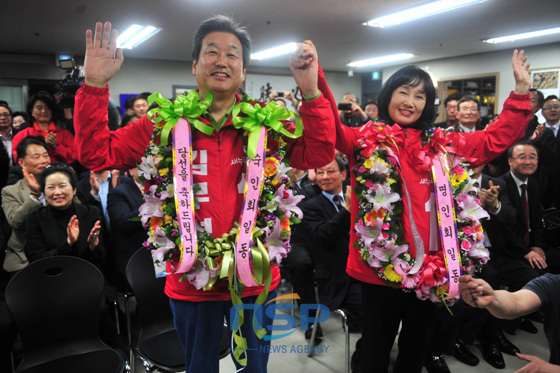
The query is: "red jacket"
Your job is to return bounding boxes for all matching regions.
[12,122,76,164]
[74,84,335,301]
[315,70,532,287]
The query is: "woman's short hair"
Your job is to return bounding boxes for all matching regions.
[377,65,437,129]
[27,91,58,119]
[38,162,78,193]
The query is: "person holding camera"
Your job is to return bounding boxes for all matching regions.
[268,90,298,108]
[338,93,370,128]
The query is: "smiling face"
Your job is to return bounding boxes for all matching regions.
[387,83,426,126]
[316,159,346,195]
[192,31,246,99]
[0,106,11,132]
[543,98,560,125]
[132,98,149,116]
[508,144,538,181]
[44,172,75,210]
[19,144,50,176]
[32,100,53,125]
[457,100,480,129]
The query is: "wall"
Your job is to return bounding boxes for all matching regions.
[381,42,560,111]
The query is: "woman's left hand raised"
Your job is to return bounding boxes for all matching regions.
[512,49,531,95]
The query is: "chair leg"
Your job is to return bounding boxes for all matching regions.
[124,293,134,372]
[307,286,321,357]
[113,299,121,335]
[335,309,350,373]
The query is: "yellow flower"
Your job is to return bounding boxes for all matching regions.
[281,217,291,231]
[450,171,468,187]
[159,168,169,176]
[264,157,279,177]
[364,159,373,169]
[384,264,403,283]
[436,284,449,297]
[271,179,279,186]
[164,215,173,224]
[155,121,164,129]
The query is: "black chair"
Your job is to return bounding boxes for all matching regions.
[125,248,230,372]
[125,248,185,372]
[5,256,126,373]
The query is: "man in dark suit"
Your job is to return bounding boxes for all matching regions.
[107,167,147,292]
[494,141,560,285]
[446,96,485,133]
[301,154,362,372]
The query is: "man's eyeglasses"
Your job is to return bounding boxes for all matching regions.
[0,113,11,118]
[316,169,340,176]
[510,156,538,162]
[459,107,479,113]
[543,105,560,111]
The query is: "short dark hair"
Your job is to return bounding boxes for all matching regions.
[0,102,12,116]
[11,111,29,121]
[38,162,78,193]
[378,65,436,128]
[507,140,538,158]
[192,15,252,69]
[16,135,48,161]
[444,92,463,107]
[543,95,559,107]
[124,96,136,110]
[529,88,544,109]
[131,96,147,106]
[456,96,481,112]
[27,91,58,119]
[364,101,378,109]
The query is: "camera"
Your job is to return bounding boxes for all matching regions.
[276,92,284,97]
[338,103,352,111]
[55,66,84,109]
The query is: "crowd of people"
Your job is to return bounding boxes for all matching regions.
[0,13,559,373]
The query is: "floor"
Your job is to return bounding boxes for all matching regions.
[130,299,550,373]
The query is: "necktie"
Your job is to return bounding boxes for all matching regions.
[333,195,343,211]
[521,184,530,244]
[551,126,557,137]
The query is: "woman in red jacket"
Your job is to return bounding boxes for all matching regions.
[322,50,532,372]
[12,91,76,164]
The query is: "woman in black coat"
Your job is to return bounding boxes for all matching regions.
[24,163,105,267]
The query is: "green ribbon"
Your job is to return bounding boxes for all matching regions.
[231,101,303,159]
[147,90,214,146]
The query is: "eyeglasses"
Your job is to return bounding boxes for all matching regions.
[543,105,560,111]
[459,107,479,113]
[0,113,11,118]
[316,169,340,176]
[510,156,538,162]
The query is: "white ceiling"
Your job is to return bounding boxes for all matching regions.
[4,0,560,72]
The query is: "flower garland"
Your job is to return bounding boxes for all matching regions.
[137,94,303,290]
[353,122,490,303]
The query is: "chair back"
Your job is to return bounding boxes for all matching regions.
[5,256,105,353]
[126,248,174,333]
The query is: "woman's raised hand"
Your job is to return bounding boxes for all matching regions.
[512,49,531,95]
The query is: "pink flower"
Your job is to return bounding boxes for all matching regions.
[272,184,304,219]
[186,259,219,290]
[263,219,290,264]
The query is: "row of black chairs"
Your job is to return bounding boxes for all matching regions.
[5,249,229,372]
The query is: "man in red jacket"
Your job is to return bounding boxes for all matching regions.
[74,15,335,373]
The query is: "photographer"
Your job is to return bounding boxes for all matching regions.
[268,90,298,108]
[338,93,370,128]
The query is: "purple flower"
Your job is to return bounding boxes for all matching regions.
[272,184,304,219]
[263,219,289,264]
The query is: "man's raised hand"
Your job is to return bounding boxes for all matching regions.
[84,22,124,88]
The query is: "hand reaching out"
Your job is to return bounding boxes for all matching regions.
[84,22,124,88]
[22,165,41,195]
[514,353,560,372]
